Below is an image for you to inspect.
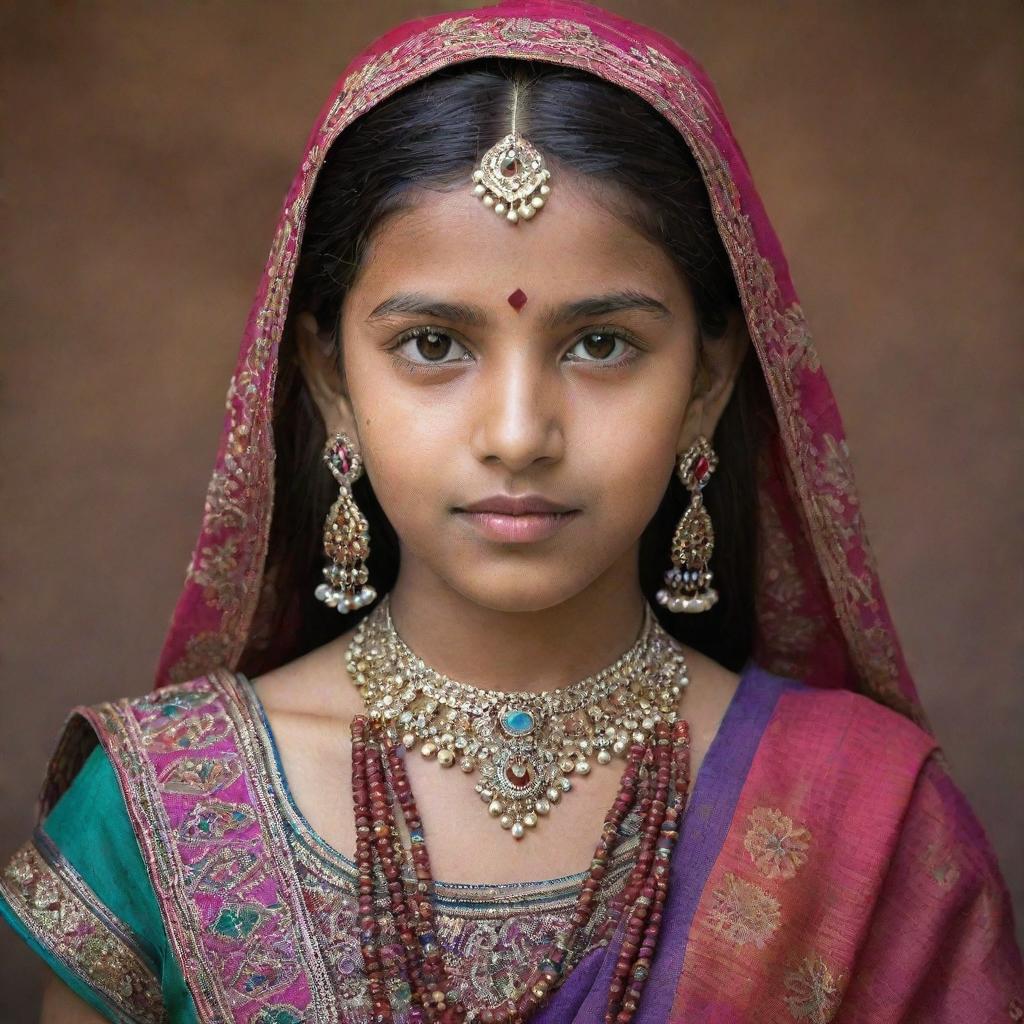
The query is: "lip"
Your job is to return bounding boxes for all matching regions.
[456,494,576,515]
[454,509,580,543]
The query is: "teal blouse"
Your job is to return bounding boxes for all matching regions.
[0,745,198,1022]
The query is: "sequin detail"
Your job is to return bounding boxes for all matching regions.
[0,835,166,1023]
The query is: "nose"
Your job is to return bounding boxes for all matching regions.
[469,352,564,472]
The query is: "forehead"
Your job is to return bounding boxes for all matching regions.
[349,179,689,309]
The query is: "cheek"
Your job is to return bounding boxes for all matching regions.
[574,395,680,525]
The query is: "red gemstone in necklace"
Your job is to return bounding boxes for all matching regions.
[505,761,532,787]
[694,455,709,483]
[507,288,528,312]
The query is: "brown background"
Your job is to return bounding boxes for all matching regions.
[2,1,1021,1017]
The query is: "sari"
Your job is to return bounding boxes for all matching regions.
[2,1,1021,1020]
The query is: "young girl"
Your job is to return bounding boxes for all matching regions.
[3,2,1021,1021]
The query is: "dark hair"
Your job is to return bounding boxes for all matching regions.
[256,58,774,676]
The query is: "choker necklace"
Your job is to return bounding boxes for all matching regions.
[344,594,689,840]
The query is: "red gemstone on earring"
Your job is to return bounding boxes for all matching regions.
[507,288,528,312]
[694,456,709,482]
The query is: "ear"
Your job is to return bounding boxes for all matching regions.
[676,309,750,453]
[294,311,360,440]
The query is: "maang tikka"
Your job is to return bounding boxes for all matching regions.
[314,432,377,613]
[471,80,551,223]
[656,436,720,613]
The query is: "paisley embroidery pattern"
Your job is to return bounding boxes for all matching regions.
[143,713,229,752]
[73,674,336,1023]
[159,754,242,794]
[290,806,640,1022]
[0,837,167,1024]
[705,871,781,949]
[187,847,263,894]
[743,807,811,880]
[179,799,258,845]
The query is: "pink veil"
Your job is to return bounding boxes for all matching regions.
[155,0,927,727]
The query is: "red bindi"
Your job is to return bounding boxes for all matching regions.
[507,288,528,312]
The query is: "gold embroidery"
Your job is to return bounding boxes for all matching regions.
[188,537,242,611]
[0,840,166,1023]
[923,842,961,890]
[706,871,781,948]
[743,807,811,880]
[756,483,822,679]
[168,631,234,684]
[783,954,843,1023]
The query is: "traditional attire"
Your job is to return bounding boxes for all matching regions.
[2,1,1021,1021]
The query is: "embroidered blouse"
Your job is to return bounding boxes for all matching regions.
[0,674,645,1023]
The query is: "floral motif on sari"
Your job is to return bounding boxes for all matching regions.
[743,806,812,881]
[0,835,166,1023]
[706,871,781,949]
[783,954,843,1023]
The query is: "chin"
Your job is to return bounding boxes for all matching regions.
[445,570,594,615]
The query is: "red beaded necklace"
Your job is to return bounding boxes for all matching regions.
[350,714,691,1023]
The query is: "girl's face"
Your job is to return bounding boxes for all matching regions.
[302,177,745,613]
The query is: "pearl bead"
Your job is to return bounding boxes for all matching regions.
[437,749,455,768]
[535,798,551,815]
[523,812,538,827]
[546,787,561,803]
[488,800,503,817]
[511,822,525,839]
[499,815,513,830]
[597,750,612,764]
[420,742,437,758]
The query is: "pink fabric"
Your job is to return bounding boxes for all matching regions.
[665,686,1023,1022]
[154,0,925,728]
[44,674,339,1022]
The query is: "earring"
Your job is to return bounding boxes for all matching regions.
[313,433,377,614]
[656,436,719,614]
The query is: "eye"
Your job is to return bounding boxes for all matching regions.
[389,326,471,368]
[564,328,641,368]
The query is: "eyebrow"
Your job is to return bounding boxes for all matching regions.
[365,289,673,328]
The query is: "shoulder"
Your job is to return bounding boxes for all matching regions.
[753,668,939,773]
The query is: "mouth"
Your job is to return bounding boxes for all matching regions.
[452,508,581,544]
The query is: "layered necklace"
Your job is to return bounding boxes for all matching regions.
[346,595,688,840]
[346,596,694,1023]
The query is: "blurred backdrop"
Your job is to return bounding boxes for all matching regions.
[2,1,1021,1017]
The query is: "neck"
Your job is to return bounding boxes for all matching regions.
[382,550,649,694]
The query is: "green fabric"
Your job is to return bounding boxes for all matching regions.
[0,743,198,1022]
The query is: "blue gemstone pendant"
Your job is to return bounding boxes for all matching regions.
[500,708,535,736]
